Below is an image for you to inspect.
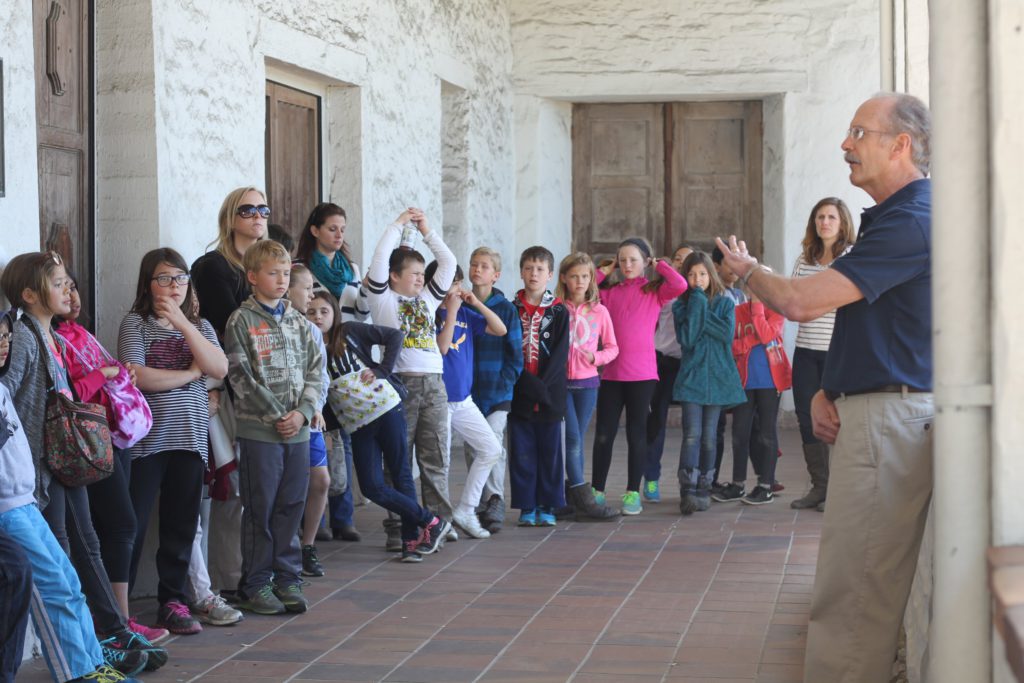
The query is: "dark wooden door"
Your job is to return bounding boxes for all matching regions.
[34,0,93,320]
[265,81,321,246]
[669,102,763,256]
[572,101,763,260]
[572,104,665,262]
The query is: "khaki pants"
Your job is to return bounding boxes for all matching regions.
[400,374,452,519]
[804,392,933,683]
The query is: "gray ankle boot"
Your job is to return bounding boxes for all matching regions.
[790,442,829,509]
[568,483,620,521]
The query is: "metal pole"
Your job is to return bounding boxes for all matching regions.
[929,0,992,681]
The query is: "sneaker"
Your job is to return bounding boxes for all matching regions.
[74,664,141,682]
[101,629,168,671]
[621,491,643,515]
[710,481,727,496]
[273,583,309,613]
[302,544,325,577]
[156,600,201,635]
[189,594,243,626]
[711,483,745,502]
[400,540,423,563]
[592,488,606,506]
[101,644,148,676]
[446,527,459,542]
[535,508,556,526]
[517,509,537,527]
[643,480,661,503]
[453,508,491,539]
[742,485,775,505]
[236,583,287,615]
[679,494,698,516]
[127,617,169,645]
[480,494,505,534]
[771,481,785,493]
[418,517,451,555]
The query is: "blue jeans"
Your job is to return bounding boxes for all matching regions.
[0,527,30,683]
[0,504,104,682]
[678,403,723,496]
[564,387,598,487]
[350,405,432,542]
[328,430,355,529]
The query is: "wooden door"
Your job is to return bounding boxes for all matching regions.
[265,81,321,246]
[34,0,93,321]
[669,102,763,257]
[572,104,665,262]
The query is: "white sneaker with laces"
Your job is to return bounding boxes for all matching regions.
[190,594,243,626]
[452,509,491,539]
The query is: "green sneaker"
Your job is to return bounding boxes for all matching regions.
[643,480,661,503]
[273,583,309,613]
[237,584,286,615]
[621,491,643,516]
[592,488,606,506]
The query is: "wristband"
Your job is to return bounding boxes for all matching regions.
[738,264,765,288]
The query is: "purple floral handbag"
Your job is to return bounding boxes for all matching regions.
[43,390,115,487]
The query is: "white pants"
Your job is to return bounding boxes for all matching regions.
[464,409,508,506]
[186,502,214,604]
[448,398,501,514]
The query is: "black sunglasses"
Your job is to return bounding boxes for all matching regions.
[236,204,271,219]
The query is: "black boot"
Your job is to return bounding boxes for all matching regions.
[568,483,620,521]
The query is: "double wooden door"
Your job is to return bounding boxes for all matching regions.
[573,101,763,261]
[34,0,93,320]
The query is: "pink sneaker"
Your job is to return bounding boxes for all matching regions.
[128,617,170,644]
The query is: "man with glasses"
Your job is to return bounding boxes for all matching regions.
[716,93,933,682]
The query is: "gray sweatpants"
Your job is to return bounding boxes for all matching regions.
[237,437,310,594]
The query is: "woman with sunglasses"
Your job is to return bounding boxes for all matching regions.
[189,187,268,603]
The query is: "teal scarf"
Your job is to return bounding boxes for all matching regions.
[309,249,354,298]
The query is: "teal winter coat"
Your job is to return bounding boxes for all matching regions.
[672,288,746,407]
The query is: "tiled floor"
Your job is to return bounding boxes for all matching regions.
[17,423,822,683]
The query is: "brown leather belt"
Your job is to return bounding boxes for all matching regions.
[824,384,930,401]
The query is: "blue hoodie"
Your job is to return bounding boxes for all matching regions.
[471,288,524,416]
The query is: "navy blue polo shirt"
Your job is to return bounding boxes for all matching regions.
[821,178,932,394]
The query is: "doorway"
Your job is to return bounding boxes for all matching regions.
[573,101,763,261]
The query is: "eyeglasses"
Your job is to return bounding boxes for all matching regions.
[151,274,191,287]
[236,204,271,219]
[846,126,895,141]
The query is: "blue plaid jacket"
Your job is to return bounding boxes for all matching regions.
[471,288,523,416]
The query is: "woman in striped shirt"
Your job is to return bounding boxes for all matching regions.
[789,197,855,511]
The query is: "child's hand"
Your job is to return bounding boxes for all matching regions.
[444,289,463,313]
[583,349,596,364]
[597,259,616,277]
[207,389,221,417]
[396,208,416,225]
[359,369,376,384]
[100,365,120,380]
[462,290,480,307]
[311,411,325,430]
[276,411,305,439]
[154,295,188,328]
[410,209,430,234]
[125,363,138,386]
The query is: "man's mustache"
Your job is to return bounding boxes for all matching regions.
[844,153,861,165]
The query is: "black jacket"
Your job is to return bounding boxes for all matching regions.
[511,291,568,421]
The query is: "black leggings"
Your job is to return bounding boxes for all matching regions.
[591,380,656,492]
[129,450,204,606]
[42,478,128,636]
[730,389,781,486]
[792,346,828,445]
[88,449,136,583]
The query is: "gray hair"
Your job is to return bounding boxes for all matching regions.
[875,92,931,176]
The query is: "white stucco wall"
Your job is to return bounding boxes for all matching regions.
[0,0,42,284]
[89,0,515,343]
